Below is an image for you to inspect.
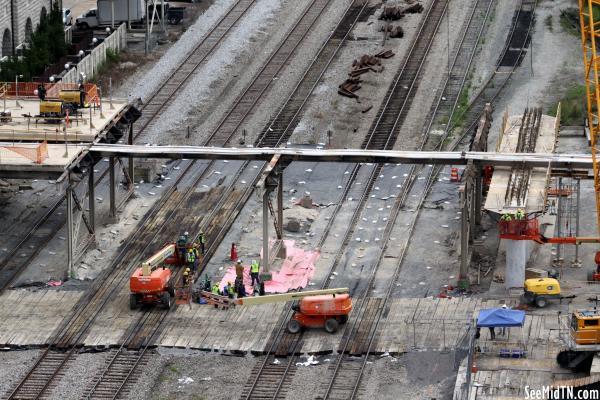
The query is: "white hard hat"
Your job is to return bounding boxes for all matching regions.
[501,304,508,309]
[184,231,189,235]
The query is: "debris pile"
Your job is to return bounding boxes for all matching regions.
[337,50,395,102]
[381,24,404,38]
[379,5,405,21]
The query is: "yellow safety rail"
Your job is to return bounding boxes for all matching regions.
[580,0,600,236]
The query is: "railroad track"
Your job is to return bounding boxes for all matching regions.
[207,0,332,144]
[241,0,502,397]
[321,0,537,396]
[423,0,494,148]
[0,0,261,292]
[451,0,538,145]
[133,0,258,139]
[80,310,164,400]
[6,1,348,398]
[241,0,456,397]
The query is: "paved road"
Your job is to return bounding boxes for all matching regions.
[62,0,96,21]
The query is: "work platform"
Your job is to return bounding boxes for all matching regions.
[484,110,559,214]
[0,142,87,179]
[0,290,83,347]
[0,98,128,143]
[0,292,500,355]
[463,313,566,399]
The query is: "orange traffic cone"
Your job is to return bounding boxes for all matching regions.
[230,243,238,261]
[450,167,459,182]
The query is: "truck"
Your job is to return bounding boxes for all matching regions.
[76,0,185,29]
[76,0,146,29]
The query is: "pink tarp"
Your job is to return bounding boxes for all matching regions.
[219,240,319,295]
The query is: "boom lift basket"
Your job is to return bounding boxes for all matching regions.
[499,219,539,240]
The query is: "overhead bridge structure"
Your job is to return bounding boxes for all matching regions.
[86,144,593,170]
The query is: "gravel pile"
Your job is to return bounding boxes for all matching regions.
[139,349,257,400]
[230,0,354,146]
[126,0,237,104]
[48,352,109,399]
[145,0,285,142]
[0,350,42,397]
[396,0,480,150]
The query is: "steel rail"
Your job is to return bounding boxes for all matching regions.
[0,0,258,294]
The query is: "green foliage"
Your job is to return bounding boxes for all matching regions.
[106,48,120,64]
[548,84,587,125]
[559,8,579,36]
[0,1,66,80]
[545,15,553,32]
[450,82,472,129]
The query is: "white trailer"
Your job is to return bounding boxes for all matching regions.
[76,0,146,28]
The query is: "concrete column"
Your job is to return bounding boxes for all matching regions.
[262,189,269,273]
[109,156,116,219]
[66,184,74,279]
[277,173,283,240]
[459,187,469,289]
[88,167,95,232]
[475,168,482,226]
[128,123,134,187]
[505,240,527,288]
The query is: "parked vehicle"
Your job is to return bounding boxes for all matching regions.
[147,3,186,25]
[76,0,146,29]
[62,8,73,26]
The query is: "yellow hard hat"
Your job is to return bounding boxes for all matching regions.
[183,271,189,276]
[185,267,190,272]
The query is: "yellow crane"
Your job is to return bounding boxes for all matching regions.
[580,0,600,239]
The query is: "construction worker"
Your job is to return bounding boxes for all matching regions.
[235,277,246,298]
[227,281,235,299]
[182,269,190,286]
[515,209,525,220]
[500,213,512,222]
[187,248,197,273]
[250,260,260,286]
[198,231,206,255]
[192,244,201,267]
[211,283,220,295]
[235,259,244,282]
[203,274,211,292]
[177,232,188,263]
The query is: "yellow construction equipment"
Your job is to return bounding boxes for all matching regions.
[557,309,600,370]
[580,0,600,242]
[521,278,561,308]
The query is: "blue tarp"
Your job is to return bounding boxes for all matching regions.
[476,308,526,328]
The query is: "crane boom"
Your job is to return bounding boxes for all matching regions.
[234,288,350,306]
[141,244,176,276]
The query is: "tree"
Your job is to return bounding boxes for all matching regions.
[0,1,66,81]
